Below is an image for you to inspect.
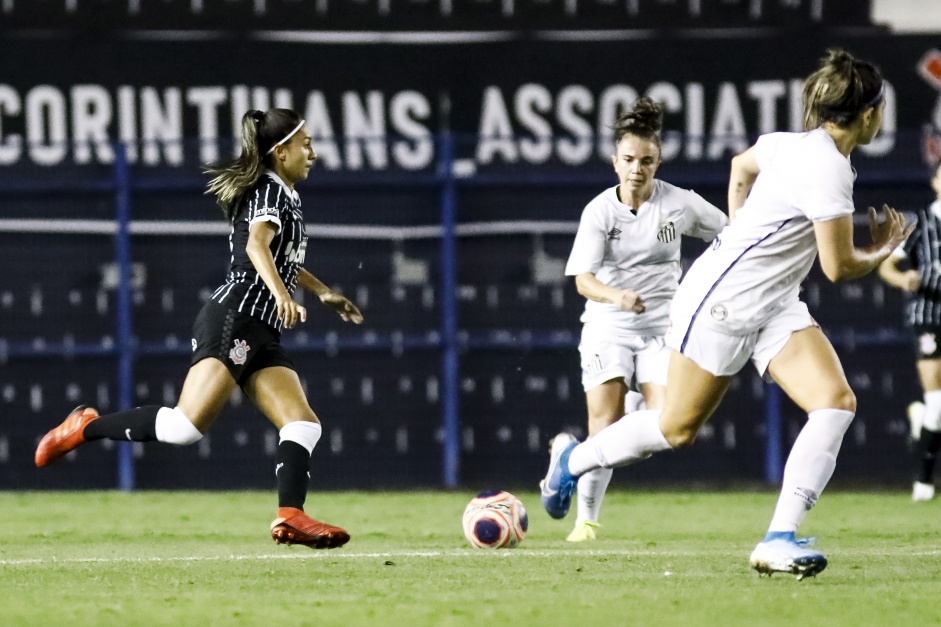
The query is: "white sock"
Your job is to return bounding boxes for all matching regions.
[767,408,854,534]
[568,409,672,476]
[625,390,646,413]
[279,421,322,454]
[923,390,941,431]
[155,407,203,445]
[576,468,614,523]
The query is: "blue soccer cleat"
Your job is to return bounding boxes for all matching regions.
[749,531,828,580]
[539,433,579,519]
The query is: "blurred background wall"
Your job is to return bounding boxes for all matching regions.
[0,0,939,492]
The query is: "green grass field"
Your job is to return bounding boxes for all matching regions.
[1,490,940,626]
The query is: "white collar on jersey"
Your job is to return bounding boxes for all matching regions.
[265,170,300,203]
[611,180,661,215]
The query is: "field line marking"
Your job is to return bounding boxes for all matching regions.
[2,548,940,566]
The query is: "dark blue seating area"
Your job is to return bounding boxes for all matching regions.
[804,266,907,335]
[3,356,121,489]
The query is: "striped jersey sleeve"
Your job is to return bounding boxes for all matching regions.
[903,203,941,327]
[246,182,288,234]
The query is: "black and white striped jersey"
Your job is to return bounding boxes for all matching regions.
[210,172,308,331]
[899,201,941,327]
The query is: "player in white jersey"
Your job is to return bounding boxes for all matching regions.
[540,49,912,579]
[562,97,727,541]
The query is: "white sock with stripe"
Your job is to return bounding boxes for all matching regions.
[767,408,854,534]
[576,468,614,523]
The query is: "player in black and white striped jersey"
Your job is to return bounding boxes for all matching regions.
[35,108,363,549]
[210,165,309,330]
[879,160,941,502]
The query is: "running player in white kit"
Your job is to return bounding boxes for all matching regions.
[563,97,727,541]
[540,49,912,579]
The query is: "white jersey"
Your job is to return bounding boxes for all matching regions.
[565,180,727,335]
[670,128,855,342]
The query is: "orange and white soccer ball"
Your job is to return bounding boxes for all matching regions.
[462,490,528,549]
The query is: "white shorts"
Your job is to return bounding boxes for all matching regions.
[664,300,817,378]
[578,323,669,391]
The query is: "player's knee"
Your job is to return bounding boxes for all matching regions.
[155,407,203,446]
[587,413,619,436]
[279,419,323,454]
[829,388,857,413]
[662,425,698,449]
[283,407,318,425]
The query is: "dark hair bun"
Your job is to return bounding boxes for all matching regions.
[612,97,664,141]
[627,98,663,133]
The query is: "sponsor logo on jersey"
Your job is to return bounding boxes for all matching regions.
[710,304,728,321]
[191,338,197,352]
[606,227,621,241]
[253,204,279,219]
[656,221,676,243]
[229,339,251,365]
[284,238,309,265]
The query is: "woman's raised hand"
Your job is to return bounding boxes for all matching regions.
[868,204,914,251]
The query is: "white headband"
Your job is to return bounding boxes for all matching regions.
[265,120,305,155]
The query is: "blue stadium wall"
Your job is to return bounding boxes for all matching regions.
[1,32,940,490]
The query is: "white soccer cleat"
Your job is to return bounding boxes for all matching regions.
[908,401,926,442]
[912,481,936,502]
[749,532,828,581]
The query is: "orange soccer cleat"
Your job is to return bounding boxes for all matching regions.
[271,507,350,549]
[34,405,100,467]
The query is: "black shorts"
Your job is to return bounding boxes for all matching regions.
[913,325,941,360]
[191,300,294,386]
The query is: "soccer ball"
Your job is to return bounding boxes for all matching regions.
[462,490,528,549]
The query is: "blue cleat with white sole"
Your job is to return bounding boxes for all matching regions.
[539,433,579,519]
[749,531,828,580]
